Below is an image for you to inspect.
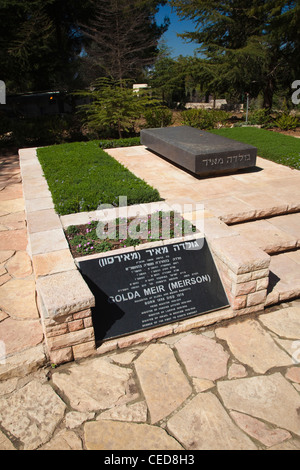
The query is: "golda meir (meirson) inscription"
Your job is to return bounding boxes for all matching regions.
[78,238,229,342]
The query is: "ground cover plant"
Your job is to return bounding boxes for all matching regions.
[210,127,300,170]
[65,211,197,258]
[37,140,161,215]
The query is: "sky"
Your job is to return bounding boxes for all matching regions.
[155,4,199,58]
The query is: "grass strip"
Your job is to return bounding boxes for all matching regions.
[210,127,300,170]
[37,140,161,215]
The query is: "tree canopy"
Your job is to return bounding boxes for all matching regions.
[81,0,169,83]
[0,0,97,93]
[170,0,300,108]
[0,0,168,93]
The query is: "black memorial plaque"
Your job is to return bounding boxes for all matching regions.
[140,126,257,176]
[78,238,229,342]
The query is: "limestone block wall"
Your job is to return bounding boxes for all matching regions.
[36,271,96,364]
[203,217,271,316]
[19,148,97,365]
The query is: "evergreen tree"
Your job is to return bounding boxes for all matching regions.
[77,77,159,138]
[170,0,299,108]
[81,0,169,82]
[0,0,94,93]
[150,54,202,106]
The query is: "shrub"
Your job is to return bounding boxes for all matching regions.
[247,108,271,126]
[143,106,173,128]
[211,110,231,126]
[181,108,230,130]
[77,78,158,139]
[181,109,216,129]
[98,137,140,149]
[0,115,77,148]
[274,114,299,131]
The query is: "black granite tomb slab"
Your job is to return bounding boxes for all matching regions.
[140,126,257,176]
[78,238,229,342]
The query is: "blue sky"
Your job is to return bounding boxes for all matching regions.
[155,4,199,58]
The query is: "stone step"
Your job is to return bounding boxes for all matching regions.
[266,250,300,305]
[228,213,300,306]
[230,212,300,254]
[203,182,300,224]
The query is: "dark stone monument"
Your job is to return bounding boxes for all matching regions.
[140,126,257,176]
[78,238,229,342]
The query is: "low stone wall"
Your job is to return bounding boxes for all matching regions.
[185,102,244,112]
[185,100,227,110]
[19,147,272,365]
[196,216,270,316]
[209,237,270,315]
[19,149,96,365]
[36,271,96,364]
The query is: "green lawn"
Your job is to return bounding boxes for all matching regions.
[210,127,300,170]
[37,141,161,216]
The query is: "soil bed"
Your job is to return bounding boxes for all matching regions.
[65,211,198,259]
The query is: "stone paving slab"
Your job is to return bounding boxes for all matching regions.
[84,421,183,450]
[0,302,299,450]
[218,373,300,436]
[231,218,298,254]
[215,319,293,373]
[266,212,300,242]
[107,148,300,221]
[29,228,69,255]
[167,392,257,450]
[27,209,61,234]
[0,345,46,381]
[0,211,26,231]
[268,251,300,304]
[25,197,54,213]
[32,249,75,278]
[134,343,192,423]
[0,153,45,376]
[0,379,66,450]
[0,318,43,355]
[0,278,39,319]
[259,306,300,339]
[0,198,25,216]
[0,228,28,251]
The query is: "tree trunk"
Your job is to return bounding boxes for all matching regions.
[213,93,216,109]
[263,78,274,110]
[117,119,123,139]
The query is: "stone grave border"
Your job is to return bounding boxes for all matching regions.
[19,147,271,365]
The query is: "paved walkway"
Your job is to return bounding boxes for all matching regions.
[0,152,44,364]
[0,149,300,450]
